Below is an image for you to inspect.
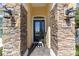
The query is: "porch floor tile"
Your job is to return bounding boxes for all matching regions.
[24,46,50,56]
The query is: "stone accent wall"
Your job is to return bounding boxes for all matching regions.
[50,4,58,55]
[50,3,75,56]
[2,4,27,56]
[57,3,75,56]
[2,4,21,56]
[2,3,75,56]
[20,4,27,56]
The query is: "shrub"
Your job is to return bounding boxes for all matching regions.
[76,45,79,56]
[0,47,2,56]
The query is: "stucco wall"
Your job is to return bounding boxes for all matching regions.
[22,4,32,48]
[28,5,49,47]
[20,4,50,49]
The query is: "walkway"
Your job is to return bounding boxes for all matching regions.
[24,44,50,56]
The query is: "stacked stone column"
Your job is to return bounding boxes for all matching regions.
[57,3,75,56]
[2,4,21,56]
[50,3,75,56]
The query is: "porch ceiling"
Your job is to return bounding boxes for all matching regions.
[31,3,48,7]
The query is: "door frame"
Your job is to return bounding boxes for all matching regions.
[32,16,46,43]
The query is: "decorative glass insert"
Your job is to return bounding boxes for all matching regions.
[35,22,40,32]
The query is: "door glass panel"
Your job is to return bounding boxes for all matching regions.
[41,21,45,32]
[34,21,40,42]
[35,21,40,33]
[34,20,45,42]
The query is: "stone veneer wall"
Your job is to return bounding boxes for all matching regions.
[3,4,21,56]
[2,3,75,56]
[50,3,75,56]
[3,4,27,56]
[20,4,27,56]
[50,4,58,55]
[57,3,75,56]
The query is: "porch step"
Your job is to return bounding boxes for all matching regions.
[30,47,50,56]
[24,46,50,56]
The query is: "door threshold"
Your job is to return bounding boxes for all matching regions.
[33,42,44,47]
[33,41,43,43]
[33,42,40,43]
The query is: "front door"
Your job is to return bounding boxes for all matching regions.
[33,20,45,43]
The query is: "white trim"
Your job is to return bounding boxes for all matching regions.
[32,15,46,43]
[50,3,56,12]
[48,26,51,48]
[50,49,56,56]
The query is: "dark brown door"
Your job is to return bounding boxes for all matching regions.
[33,20,45,43]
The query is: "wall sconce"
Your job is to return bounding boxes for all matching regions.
[64,8,76,26]
[3,8,13,19]
[64,8,76,20]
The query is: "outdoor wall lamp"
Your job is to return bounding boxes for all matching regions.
[64,8,76,20]
[64,7,76,26]
[3,7,13,19]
